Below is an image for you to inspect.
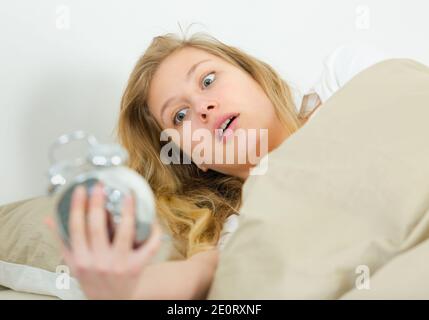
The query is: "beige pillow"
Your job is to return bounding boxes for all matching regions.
[208,59,429,299]
[0,196,85,298]
[0,196,62,271]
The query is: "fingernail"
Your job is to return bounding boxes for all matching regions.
[95,182,104,194]
[75,185,85,195]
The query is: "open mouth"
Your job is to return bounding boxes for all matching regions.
[219,115,238,136]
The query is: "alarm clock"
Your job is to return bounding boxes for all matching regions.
[47,130,156,248]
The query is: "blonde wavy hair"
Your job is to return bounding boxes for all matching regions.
[116,30,306,258]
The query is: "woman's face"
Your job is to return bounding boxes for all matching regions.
[147,47,287,179]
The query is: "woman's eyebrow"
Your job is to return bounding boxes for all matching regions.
[186,59,211,82]
[160,59,211,121]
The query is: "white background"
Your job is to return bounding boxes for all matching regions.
[1,0,428,205]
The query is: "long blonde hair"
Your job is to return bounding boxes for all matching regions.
[117,31,304,258]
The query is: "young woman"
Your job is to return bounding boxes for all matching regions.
[46,32,387,299]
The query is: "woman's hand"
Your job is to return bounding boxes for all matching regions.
[45,183,162,299]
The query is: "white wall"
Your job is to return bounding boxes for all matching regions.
[1,0,428,205]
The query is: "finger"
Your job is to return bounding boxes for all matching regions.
[87,183,109,252]
[133,220,162,265]
[69,185,89,255]
[113,194,136,254]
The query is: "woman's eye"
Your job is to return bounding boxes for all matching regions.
[202,72,215,88]
[173,108,189,125]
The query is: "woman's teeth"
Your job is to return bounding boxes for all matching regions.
[220,117,234,132]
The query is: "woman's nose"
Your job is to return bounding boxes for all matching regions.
[197,103,216,121]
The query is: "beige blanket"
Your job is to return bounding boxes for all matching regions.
[208,59,429,299]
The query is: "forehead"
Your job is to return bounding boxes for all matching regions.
[148,47,225,109]
[154,46,222,81]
